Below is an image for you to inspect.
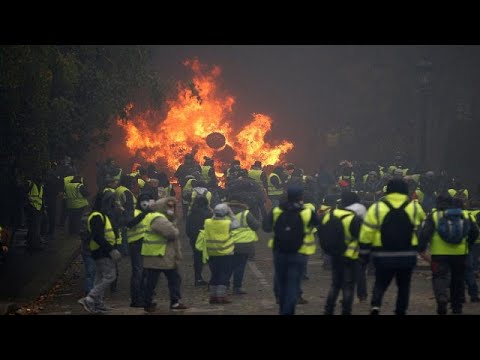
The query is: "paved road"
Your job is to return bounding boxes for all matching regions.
[35,224,480,315]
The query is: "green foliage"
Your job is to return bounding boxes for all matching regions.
[0,45,165,180]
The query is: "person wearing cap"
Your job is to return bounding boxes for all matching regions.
[359,179,426,315]
[203,203,240,304]
[263,185,320,315]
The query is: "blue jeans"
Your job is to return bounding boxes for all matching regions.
[82,252,96,295]
[129,240,144,305]
[273,251,307,315]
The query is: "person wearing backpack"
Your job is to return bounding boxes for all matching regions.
[263,185,320,315]
[419,195,478,315]
[319,191,363,315]
[359,179,426,315]
[188,180,213,215]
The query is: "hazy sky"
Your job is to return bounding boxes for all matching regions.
[150,45,480,172]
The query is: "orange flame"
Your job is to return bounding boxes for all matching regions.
[118,59,293,182]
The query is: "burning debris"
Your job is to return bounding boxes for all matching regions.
[118,59,293,178]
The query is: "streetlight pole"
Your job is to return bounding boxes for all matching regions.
[416,58,432,171]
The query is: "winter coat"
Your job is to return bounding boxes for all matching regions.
[142,197,182,270]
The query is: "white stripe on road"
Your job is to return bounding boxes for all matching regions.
[248,261,270,287]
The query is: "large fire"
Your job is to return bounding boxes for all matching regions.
[118,59,294,182]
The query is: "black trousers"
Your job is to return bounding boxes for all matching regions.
[371,265,413,315]
[325,256,357,315]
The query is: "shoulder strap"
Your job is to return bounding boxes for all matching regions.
[381,199,394,211]
[399,200,410,211]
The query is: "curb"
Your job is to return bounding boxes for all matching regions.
[20,245,81,304]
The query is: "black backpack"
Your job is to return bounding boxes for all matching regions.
[274,209,305,253]
[318,209,352,256]
[379,200,414,251]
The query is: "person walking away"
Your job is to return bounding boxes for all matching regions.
[419,195,478,314]
[359,179,426,315]
[319,191,363,315]
[263,185,320,315]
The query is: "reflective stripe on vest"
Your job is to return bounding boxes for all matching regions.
[204,218,234,256]
[231,210,258,244]
[141,212,168,256]
[28,181,43,211]
[87,212,118,250]
[268,173,283,196]
[127,209,146,243]
[429,210,469,255]
[65,182,88,209]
